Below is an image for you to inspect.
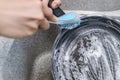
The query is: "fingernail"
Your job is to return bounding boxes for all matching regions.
[52,3,58,9]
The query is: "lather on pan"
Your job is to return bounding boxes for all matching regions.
[50,3,120,80]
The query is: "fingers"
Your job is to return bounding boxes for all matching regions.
[42,0,57,22]
[39,0,62,30]
[43,8,57,22]
[39,17,50,30]
[51,0,62,9]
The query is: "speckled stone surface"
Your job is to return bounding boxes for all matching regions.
[0,26,59,80]
[0,0,120,80]
[61,0,120,11]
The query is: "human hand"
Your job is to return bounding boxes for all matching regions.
[0,0,61,39]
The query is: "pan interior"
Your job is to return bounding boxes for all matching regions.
[52,17,120,80]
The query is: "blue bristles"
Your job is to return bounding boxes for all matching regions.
[57,13,81,29]
[58,20,81,29]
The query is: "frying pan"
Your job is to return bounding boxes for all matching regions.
[50,5,120,80]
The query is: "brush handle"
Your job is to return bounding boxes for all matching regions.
[48,0,65,17]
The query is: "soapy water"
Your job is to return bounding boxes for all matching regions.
[53,30,120,80]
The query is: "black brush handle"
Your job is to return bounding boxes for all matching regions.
[48,0,65,17]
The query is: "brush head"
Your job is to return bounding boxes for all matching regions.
[57,20,81,29]
[57,13,81,29]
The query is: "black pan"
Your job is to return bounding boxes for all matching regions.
[51,6,120,80]
[52,16,120,80]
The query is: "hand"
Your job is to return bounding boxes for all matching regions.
[0,0,61,39]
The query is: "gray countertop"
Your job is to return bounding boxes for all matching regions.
[61,0,120,11]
